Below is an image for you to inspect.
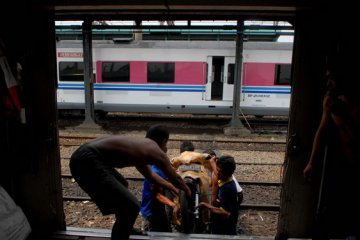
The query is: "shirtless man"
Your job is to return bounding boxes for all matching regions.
[303,70,360,238]
[304,73,360,179]
[70,124,191,240]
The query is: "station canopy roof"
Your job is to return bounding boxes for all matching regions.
[55,20,294,42]
[51,0,303,21]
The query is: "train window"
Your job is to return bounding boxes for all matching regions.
[275,64,291,85]
[59,62,84,82]
[227,64,235,84]
[102,62,130,82]
[147,62,175,83]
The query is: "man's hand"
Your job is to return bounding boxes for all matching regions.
[197,202,230,217]
[172,203,181,226]
[196,202,212,209]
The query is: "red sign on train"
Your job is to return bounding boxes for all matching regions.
[57,52,83,58]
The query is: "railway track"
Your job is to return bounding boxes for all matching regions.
[62,178,280,212]
[59,126,285,236]
[61,156,282,166]
[102,113,289,128]
[59,134,287,152]
[59,114,288,135]
[60,132,284,211]
[63,198,279,212]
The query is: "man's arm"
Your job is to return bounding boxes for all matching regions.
[206,156,218,205]
[155,193,181,225]
[162,163,191,197]
[197,202,230,217]
[208,156,217,174]
[171,152,210,167]
[155,192,177,207]
[155,152,192,197]
[303,95,332,181]
[210,171,218,205]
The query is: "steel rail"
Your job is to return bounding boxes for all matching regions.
[60,157,283,167]
[62,195,280,211]
[59,134,286,144]
[61,174,281,186]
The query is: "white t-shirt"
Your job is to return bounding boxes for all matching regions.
[233,175,243,193]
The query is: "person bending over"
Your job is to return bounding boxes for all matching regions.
[69,124,191,240]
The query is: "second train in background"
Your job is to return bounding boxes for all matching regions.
[56,40,293,117]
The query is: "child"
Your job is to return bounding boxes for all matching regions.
[197,155,239,235]
[203,149,243,208]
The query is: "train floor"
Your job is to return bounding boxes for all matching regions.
[50,227,275,240]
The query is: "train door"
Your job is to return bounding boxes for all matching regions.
[205,56,224,101]
[222,56,235,101]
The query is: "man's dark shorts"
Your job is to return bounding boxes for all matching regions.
[69,144,140,215]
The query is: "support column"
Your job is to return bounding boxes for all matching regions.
[276,9,331,239]
[224,19,250,136]
[79,20,100,130]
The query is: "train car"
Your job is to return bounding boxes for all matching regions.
[56,40,293,117]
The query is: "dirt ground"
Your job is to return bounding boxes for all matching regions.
[60,119,285,237]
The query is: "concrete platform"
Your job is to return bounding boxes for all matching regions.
[51,227,275,240]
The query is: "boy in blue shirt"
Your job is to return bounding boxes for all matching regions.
[140,164,180,232]
[140,127,181,232]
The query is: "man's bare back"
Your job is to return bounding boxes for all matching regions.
[88,136,168,168]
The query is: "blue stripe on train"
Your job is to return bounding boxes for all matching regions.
[57,83,291,94]
[58,83,204,89]
[243,86,291,94]
[58,83,205,92]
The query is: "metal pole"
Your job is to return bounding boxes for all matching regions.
[230,20,245,128]
[82,20,96,126]
[316,146,328,217]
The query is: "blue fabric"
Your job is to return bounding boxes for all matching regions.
[140,165,167,218]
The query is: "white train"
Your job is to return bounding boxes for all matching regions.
[56,40,293,117]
